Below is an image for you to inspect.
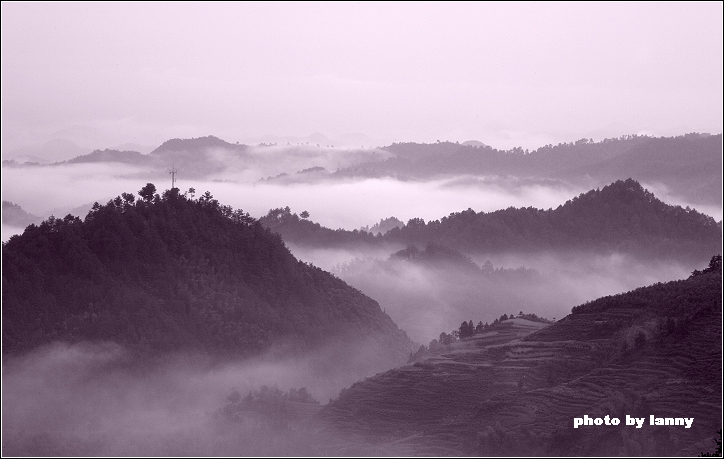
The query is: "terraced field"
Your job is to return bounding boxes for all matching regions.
[316,271,722,456]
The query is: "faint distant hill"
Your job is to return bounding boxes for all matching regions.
[559,133,722,206]
[4,139,89,163]
[65,149,150,165]
[361,216,404,235]
[150,135,247,156]
[461,140,489,148]
[2,201,42,228]
[335,134,722,206]
[318,259,722,456]
[2,186,415,366]
[111,142,155,154]
[334,135,650,180]
[147,135,250,177]
[261,179,722,263]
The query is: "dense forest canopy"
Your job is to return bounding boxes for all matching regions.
[1,185,414,360]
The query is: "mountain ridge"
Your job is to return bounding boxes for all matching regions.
[260,178,722,262]
[1,186,415,364]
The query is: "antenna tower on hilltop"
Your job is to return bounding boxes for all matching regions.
[170,166,178,189]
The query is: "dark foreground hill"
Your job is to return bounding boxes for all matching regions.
[316,259,722,456]
[1,185,414,363]
[261,179,722,263]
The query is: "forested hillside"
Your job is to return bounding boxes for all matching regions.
[1,185,414,361]
[261,179,722,262]
[318,258,722,456]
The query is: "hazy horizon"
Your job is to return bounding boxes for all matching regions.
[2,3,722,154]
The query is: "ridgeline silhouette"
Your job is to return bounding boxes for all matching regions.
[260,179,722,262]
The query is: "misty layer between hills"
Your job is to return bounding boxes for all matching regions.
[2,133,721,232]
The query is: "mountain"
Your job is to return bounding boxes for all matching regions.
[333,136,651,180]
[146,135,250,178]
[1,186,415,363]
[385,178,721,260]
[260,179,722,262]
[361,216,404,235]
[150,135,247,156]
[317,259,722,456]
[4,139,89,163]
[332,134,721,206]
[2,201,42,228]
[65,148,150,165]
[111,142,155,154]
[559,134,722,206]
[461,140,489,148]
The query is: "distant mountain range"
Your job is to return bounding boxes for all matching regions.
[260,179,722,263]
[332,133,721,206]
[4,133,721,206]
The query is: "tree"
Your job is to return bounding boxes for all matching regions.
[691,255,721,277]
[139,183,156,202]
[705,254,722,273]
[700,429,722,457]
[121,192,135,205]
[300,210,310,219]
[459,320,474,338]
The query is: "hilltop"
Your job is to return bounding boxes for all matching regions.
[317,259,722,456]
[1,185,415,364]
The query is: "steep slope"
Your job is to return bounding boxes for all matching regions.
[317,261,722,456]
[1,186,414,363]
[261,179,722,262]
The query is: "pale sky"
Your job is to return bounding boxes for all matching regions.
[2,2,722,151]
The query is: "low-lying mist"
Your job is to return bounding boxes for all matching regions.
[2,162,590,235]
[2,336,400,456]
[288,245,696,344]
[4,155,721,242]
